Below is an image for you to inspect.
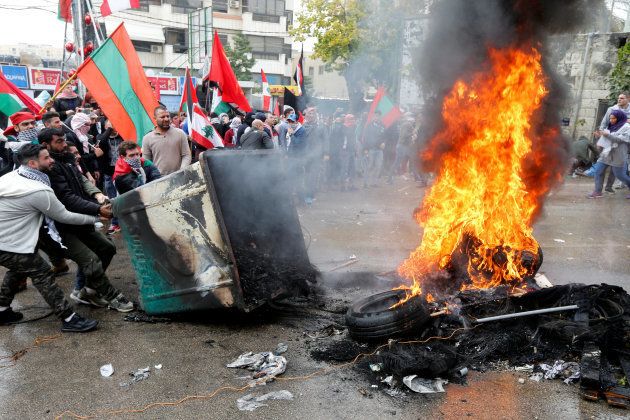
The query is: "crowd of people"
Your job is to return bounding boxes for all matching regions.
[0,83,428,332]
[572,91,630,198]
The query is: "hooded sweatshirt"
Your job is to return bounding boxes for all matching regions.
[0,170,97,254]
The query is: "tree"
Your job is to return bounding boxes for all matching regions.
[608,41,630,99]
[290,0,419,112]
[224,33,256,82]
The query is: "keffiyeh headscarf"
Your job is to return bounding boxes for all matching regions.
[16,165,66,248]
[71,112,92,153]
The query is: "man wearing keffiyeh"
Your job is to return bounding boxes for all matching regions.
[0,144,99,331]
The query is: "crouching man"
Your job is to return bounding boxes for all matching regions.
[0,144,99,331]
[113,141,161,195]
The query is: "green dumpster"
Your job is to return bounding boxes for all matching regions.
[112,150,315,315]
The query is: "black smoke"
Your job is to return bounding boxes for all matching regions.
[413,0,602,216]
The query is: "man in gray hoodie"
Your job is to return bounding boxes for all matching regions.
[0,144,99,332]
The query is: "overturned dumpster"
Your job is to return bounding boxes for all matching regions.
[112,150,316,315]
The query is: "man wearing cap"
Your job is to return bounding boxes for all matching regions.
[1,111,42,176]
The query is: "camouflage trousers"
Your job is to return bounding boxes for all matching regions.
[0,250,73,319]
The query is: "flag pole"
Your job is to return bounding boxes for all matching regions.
[39,72,80,114]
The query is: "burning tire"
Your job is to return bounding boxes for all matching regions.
[345,290,430,341]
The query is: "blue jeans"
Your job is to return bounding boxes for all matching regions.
[103,174,118,227]
[595,162,630,193]
[75,269,86,290]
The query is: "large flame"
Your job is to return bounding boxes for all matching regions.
[396,47,553,302]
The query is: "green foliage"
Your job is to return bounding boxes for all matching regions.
[224,33,256,82]
[290,0,422,109]
[608,41,630,99]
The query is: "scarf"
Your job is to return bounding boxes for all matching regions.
[230,117,241,130]
[57,87,78,99]
[71,113,92,153]
[16,127,40,143]
[608,109,628,132]
[113,156,147,183]
[16,166,66,249]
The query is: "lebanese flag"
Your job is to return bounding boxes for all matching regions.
[180,67,223,149]
[192,104,224,149]
[101,0,140,17]
[206,31,251,113]
[261,69,272,112]
[0,70,41,115]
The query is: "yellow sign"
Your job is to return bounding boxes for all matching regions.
[269,85,300,96]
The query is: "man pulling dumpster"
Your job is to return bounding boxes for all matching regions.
[0,144,100,331]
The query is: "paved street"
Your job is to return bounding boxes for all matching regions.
[1,176,629,419]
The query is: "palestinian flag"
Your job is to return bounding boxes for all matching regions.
[206,31,251,113]
[366,86,402,128]
[210,87,231,115]
[75,23,158,144]
[180,67,223,149]
[58,0,72,23]
[0,70,41,115]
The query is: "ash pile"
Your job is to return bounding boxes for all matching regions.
[314,279,630,408]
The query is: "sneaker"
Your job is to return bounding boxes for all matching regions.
[605,188,615,194]
[94,221,104,229]
[107,225,121,235]
[0,308,24,325]
[70,288,108,307]
[108,293,134,313]
[61,314,98,332]
[613,181,624,189]
[587,192,604,199]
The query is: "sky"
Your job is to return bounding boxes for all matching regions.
[0,0,67,45]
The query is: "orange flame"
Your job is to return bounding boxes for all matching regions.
[396,47,551,304]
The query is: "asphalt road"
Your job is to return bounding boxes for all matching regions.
[0,176,628,419]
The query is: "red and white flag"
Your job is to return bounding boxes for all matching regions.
[180,67,223,149]
[261,69,272,112]
[100,0,140,17]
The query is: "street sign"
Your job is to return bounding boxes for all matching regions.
[1,65,29,89]
[29,67,61,90]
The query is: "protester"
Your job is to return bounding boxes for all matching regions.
[94,120,124,234]
[239,119,274,150]
[236,112,255,146]
[67,141,96,185]
[588,109,630,198]
[571,135,599,177]
[113,141,161,194]
[1,111,41,176]
[0,144,99,331]
[142,106,191,175]
[42,111,64,130]
[69,112,98,179]
[38,128,134,312]
[342,114,358,191]
[53,83,81,120]
[327,115,347,190]
[288,110,321,205]
[362,110,386,188]
[598,92,630,191]
[223,117,240,147]
[276,107,294,150]
[388,113,415,183]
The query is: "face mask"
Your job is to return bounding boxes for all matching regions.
[17,127,39,143]
[125,157,142,170]
[289,123,297,130]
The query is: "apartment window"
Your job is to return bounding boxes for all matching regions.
[132,40,162,53]
[165,0,202,14]
[247,35,283,60]
[318,66,324,75]
[308,66,314,77]
[138,0,162,12]
[213,0,228,13]
[165,28,188,53]
[241,0,248,11]
[250,0,285,22]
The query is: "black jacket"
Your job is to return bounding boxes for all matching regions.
[114,161,161,195]
[239,129,274,150]
[48,151,101,232]
[95,128,124,176]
